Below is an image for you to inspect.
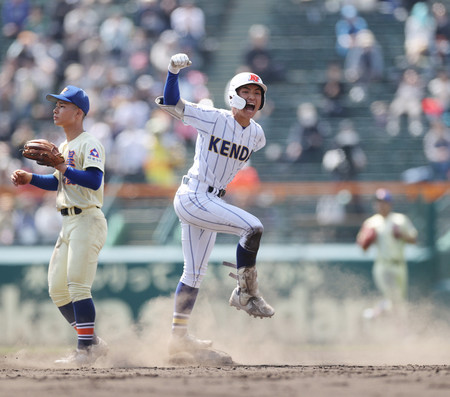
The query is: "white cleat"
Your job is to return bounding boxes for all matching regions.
[229,287,275,318]
[55,337,108,366]
[168,333,213,356]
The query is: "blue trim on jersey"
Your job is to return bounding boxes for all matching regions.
[30,174,58,191]
[64,166,103,190]
[163,71,180,105]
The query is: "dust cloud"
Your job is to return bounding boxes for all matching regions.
[2,266,450,368]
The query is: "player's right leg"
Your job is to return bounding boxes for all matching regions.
[169,223,215,355]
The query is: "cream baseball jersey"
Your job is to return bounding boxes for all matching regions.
[363,212,418,262]
[183,102,266,189]
[53,132,105,209]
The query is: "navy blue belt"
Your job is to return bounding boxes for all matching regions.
[60,207,82,216]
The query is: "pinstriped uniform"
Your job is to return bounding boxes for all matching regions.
[174,102,266,288]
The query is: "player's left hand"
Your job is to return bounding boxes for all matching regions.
[22,139,65,167]
[168,53,192,74]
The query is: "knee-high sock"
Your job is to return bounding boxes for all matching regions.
[58,302,99,344]
[236,243,257,269]
[73,298,96,349]
[172,282,199,336]
[58,302,77,329]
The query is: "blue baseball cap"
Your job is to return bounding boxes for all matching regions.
[375,188,392,202]
[46,85,90,115]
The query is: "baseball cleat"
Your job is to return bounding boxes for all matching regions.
[229,287,275,318]
[54,337,108,366]
[168,333,213,355]
[91,336,109,359]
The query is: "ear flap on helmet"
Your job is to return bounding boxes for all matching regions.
[229,94,247,110]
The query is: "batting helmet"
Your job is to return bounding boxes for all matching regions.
[227,72,267,110]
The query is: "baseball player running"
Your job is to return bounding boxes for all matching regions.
[357,188,418,319]
[11,86,108,366]
[156,53,275,358]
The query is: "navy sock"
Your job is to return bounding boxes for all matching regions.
[172,282,199,336]
[58,302,76,328]
[236,243,257,269]
[73,298,96,349]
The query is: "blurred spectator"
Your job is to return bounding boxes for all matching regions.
[46,0,75,41]
[404,2,436,70]
[170,0,205,62]
[378,0,409,21]
[34,192,61,244]
[426,68,450,113]
[0,142,22,184]
[226,161,261,209]
[125,27,152,75]
[144,109,186,186]
[335,4,368,57]
[2,0,30,38]
[370,100,389,129]
[386,68,425,136]
[99,9,135,64]
[320,61,347,117]
[432,2,450,67]
[242,24,285,84]
[344,29,384,102]
[423,117,450,180]
[134,0,173,41]
[150,29,182,77]
[285,102,328,164]
[14,196,39,245]
[0,193,16,245]
[23,5,48,36]
[322,119,367,181]
[110,124,149,182]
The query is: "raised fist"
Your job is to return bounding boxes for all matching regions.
[168,53,192,74]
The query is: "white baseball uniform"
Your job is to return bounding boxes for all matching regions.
[362,211,418,303]
[173,101,266,288]
[48,132,107,306]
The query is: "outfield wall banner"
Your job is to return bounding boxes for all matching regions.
[0,244,434,345]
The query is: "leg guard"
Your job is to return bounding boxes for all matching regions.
[229,266,275,318]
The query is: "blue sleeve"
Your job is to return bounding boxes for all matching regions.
[64,167,103,190]
[163,71,181,105]
[30,174,58,191]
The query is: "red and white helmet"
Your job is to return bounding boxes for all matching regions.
[227,72,267,110]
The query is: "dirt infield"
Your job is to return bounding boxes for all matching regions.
[2,342,450,397]
[1,363,450,397]
[2,296,450,396]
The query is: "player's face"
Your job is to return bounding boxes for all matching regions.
[236,84,263,117]
[375,200,391,217]
[52,100,81,127]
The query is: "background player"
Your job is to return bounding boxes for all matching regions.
[356,188,418,319]
[156,53,275,358]
[10,85,108,366]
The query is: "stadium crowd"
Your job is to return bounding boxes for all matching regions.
[0,0,450,245]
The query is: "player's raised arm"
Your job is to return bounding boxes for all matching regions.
[155,53,191,119]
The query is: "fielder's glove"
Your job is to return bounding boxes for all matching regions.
[168,53,192,74]
[22,139,65,167]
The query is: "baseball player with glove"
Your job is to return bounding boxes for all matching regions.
[156,53,275,361]
[357,188,418,319]
[11,85,108,366]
